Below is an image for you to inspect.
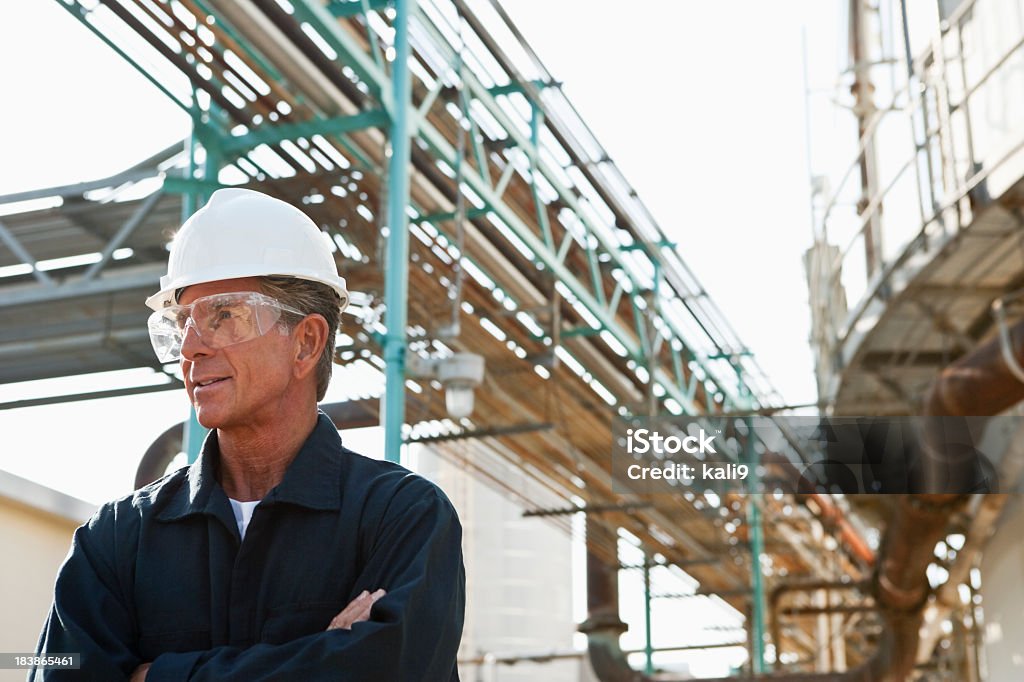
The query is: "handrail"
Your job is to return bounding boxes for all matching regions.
[835,127,1024,346]
[814,2,1024,357]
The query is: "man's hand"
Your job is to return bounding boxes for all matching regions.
[326,589,386,631]
[125,591,384,679]
[130,662,151,682]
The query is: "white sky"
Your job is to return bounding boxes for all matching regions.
[0,1,842,507]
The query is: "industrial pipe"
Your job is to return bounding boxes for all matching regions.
[584,313,1024,680]
[769,579,871,666]
[805,493,876,568]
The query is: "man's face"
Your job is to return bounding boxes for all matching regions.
[178,277,296,430]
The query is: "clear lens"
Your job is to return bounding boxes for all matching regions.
[147,292,304,362]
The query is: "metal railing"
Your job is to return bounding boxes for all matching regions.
[811,0,1024,358]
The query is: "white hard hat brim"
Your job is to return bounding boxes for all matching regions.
[146,188,351,312]
[145,267,350,311]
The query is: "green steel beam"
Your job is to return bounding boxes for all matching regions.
[296,0,721,416]
[745,416,767,673]
[185,406,207,464]
[562,327,602,338]
[488,79,556,98]
[704,351,753,361]
[163,176,230,196]
[632,296,649,359]
[414,13,648,289]
[608,278,625,314]
[686,371,700,403]
[382,0,414,463]
[417,93,701,415]
[644,552,655,675]
[408,9,740,409]
[621,240,677,252]
[61,0,751,416]
[415,79,444,122]
[83,190,163,282]
[329,0,392,17]
[56,0,192,115]
[588,247,607,308]
[672,346,685,387]
[493,160,516,198]
[282,3,385,175]
[189,0,287,84]
[182,113,224,463]
[182,103,200,221]
[487,137,518,152]
[555,229,575,265]
[418,207,489,224]
[291,0,389,106]
[468,114,492,187]
[360,0,387,71]
[219,110,388,153]
[0,381,182,411]
[529,107,555,251]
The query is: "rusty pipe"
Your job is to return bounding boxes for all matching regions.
[585,315,1024,681]
[807,493,876,567]
[769,580,870,666]
[926,311,1024,418]
[580,515,639,682]
[135,422,184,489]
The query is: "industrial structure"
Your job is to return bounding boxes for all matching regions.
[805,0,1024,680]
[1,0,1023,680]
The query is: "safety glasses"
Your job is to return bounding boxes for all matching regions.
[148,291,306,362]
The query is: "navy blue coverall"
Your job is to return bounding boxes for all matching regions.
[31,412,465,681]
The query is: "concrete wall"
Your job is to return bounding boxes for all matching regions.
[980,495,1024,680]
[416,448,580,682]
[0,472,93,682]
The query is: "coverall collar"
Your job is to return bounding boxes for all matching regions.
[156,411,344,522]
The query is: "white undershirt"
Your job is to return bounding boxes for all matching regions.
[228,498,260,540]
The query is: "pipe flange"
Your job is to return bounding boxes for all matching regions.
[902,493,967,517]
[578,614,628,636]
[874,569,930,613]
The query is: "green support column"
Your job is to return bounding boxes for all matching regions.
[183,108,221,463]
[198,121,223,207]
[185,407,206,464]
[529,105,554,250]
[383,0,415,463]
[643,551,654,675]
[182,103,199,222]
[745,412,767,673]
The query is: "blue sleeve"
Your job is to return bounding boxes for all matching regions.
[146,480,465,681]
[30,503,141,681]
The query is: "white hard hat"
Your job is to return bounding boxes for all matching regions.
[146,188,349,312]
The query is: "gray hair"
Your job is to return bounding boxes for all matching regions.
[259,276,342,401]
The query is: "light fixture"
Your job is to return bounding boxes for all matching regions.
[407,351,485,419]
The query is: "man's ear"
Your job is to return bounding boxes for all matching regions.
[293,314,329,378]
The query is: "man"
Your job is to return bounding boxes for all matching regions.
[31,188,465,681]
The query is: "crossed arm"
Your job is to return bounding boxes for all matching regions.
[33,484,465,681]
[129,589,388,681]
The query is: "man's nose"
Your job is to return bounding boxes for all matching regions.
[180,322,213,361]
